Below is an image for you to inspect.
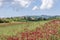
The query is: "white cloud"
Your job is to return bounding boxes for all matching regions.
[0,0,3,6]
[13,0,32,7]
[32,6,38,10]
[40,0,54,10]
[32,0,54,10]
[0,0,54,10]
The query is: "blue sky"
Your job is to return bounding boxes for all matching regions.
[0,0,60,17]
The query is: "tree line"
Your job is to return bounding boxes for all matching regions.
[0,16,60,23]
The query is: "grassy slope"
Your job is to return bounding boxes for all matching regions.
[0,21,48,36]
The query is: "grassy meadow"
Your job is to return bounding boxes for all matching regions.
[0,20,60,40]
[0,21,48,35]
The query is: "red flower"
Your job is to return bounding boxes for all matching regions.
[7,36,13,40]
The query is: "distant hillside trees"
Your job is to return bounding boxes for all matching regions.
[0,16,60,23]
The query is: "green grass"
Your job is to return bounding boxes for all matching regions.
[0,21,48,36]
[0,20,60,40]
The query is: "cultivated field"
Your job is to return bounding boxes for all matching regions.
[0,20,60,40]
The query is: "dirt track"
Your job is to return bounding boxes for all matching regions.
[0,22,28,27]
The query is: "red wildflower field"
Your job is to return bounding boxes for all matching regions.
[0,19,60,40]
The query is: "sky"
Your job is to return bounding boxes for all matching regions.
[0,0,60,17]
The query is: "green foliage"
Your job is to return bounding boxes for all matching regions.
[0,16,60,23]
